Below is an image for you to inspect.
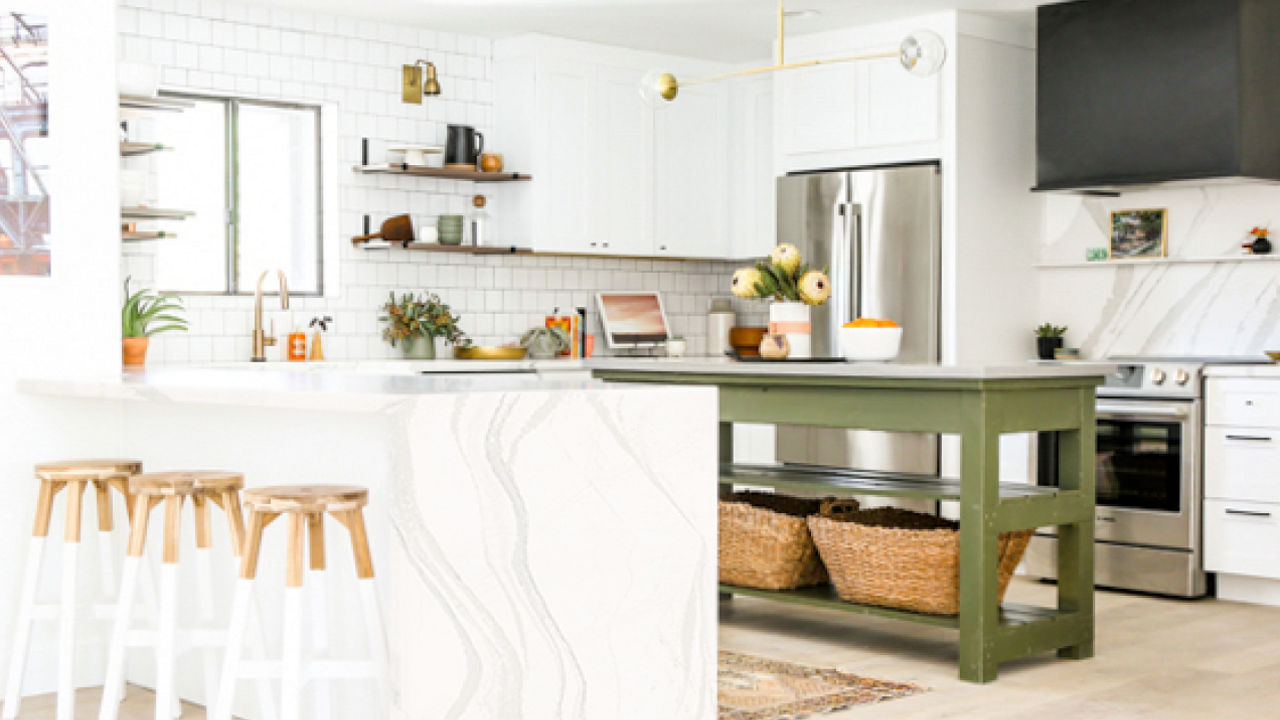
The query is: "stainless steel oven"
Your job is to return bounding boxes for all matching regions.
[1024,357,1229,597]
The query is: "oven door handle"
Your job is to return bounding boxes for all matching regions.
[1096,402,1192,419]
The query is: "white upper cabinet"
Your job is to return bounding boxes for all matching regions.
[654,83,729,259]
[494,36,762,259]
[727,75,776,260]
[776,51,941,169]
[589,64,655,255]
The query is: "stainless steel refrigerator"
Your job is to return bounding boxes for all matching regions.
[774,163,942,475]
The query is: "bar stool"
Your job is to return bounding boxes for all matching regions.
[4,459,141,720]
[97,471,260,720]
[213,486,388,720]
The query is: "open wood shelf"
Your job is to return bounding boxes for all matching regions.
[353,164,531,182]
[121,207,194,220]
[122,230,175,241]
[354,240,531,255]
[120,142,170,157]
[119,95,194,112]
[1035,254,1280,269]
[723,463,1060,502]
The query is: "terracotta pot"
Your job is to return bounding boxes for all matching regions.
[122,337,150,366]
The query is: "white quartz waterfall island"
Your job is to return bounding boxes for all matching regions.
[19,369,718,720]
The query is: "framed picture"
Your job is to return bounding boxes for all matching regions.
[1109,209,1168,260]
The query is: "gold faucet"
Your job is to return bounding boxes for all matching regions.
[251,269,290,362]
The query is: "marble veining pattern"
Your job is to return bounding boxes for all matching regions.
[386,387,717,719]
[1037,185,1280,358]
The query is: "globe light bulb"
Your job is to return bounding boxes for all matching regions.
[900,30,946,77]
[639,70,679,107]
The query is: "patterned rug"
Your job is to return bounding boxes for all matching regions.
[719,651,925,720]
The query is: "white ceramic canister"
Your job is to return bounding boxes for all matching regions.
[768,301,812,359]
[706,297,736,357]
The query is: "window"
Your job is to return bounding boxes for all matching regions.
[147,94,322,295]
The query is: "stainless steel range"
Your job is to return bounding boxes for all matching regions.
[1026,356,1266,597]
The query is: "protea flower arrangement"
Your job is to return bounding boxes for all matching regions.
[729,245,832,360]
[731,244,832,306]
[380,292,469,359]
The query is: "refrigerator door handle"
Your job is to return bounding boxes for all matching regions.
[830,202,855,352]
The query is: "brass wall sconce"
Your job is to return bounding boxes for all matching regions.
[402,59,441,104]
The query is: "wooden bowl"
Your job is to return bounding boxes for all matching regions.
[729,326,767,357]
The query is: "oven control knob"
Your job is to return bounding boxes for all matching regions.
[1175,369,1191,386]
[1152,368,1167,385]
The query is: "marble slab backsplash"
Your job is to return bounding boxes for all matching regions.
[1035,184,1280,359]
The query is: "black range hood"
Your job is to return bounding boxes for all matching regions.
[1035,0,1280,194]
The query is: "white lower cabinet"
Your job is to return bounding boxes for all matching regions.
[1205,499,1280,579]
[1204,376,1280,597]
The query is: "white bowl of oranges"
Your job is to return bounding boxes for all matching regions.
[839,318,902,361]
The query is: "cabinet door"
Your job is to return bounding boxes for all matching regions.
[728,75,775,259]
[1205,498,1280,578]
[858,57,941,148]
[776,63,858,155]
[654,83,728,258]
[590,65,654,256]
[532,60,592,253]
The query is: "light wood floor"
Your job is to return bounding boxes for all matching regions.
[721,578,1280,719]
[11,579,1280,719]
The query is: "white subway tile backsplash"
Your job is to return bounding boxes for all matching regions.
[121,0,745,362]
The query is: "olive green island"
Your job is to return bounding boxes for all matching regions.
[589,358,1109,684]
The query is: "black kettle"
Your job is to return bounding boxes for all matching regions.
[445,124,484,166]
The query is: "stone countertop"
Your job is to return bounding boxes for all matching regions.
[1204,363,1280,378]
[585,356,1115,380]
[16,364,655,414]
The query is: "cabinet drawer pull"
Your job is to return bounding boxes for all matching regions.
[1225,509,1272,518]
[1225,434,1273,442]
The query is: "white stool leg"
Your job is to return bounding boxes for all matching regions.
[2,537,47,720]
[98,556,141,720]
[358,578,390,710]
[308,569,332,720]
[154,561,179,720]
[195,546,219,709]
[249,596,279,720]
[56,480,87,720]
[280,587,304,720]
[211,578,253,720]
[96,490,127,704]
[135,556,179,719]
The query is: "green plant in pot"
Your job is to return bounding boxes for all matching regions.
[1034,323,1067,360]
[380,291,469,359]
[121,276,188,367]
[520,326,571,359]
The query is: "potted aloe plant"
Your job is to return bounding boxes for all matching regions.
[380,292,468,359]
[121,276,188,367]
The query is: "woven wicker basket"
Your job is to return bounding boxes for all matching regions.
[807,505,1034,615]
[719,493,858,591]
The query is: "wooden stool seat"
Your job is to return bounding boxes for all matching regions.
[34,459,142,482]
[243,485,368,514]
[129,471,245,496]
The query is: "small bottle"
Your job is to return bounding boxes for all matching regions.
[469,194,490,247]
[287,324,307,362]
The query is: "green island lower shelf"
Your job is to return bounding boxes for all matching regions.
[721,583,1093,662]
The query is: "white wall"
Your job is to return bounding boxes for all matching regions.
[1036,184,1280,358]
[117,0,762,364]
[0,0,124,700]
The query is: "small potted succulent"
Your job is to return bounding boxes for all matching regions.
[1034,323,1067,360]
[380,292,468,359]
[121,276,188,367]
[521,326,571,359]
[730,243,831,359]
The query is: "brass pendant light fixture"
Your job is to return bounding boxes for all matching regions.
[640,0,947,104]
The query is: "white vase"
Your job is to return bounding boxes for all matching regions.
[769,301,812,359]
